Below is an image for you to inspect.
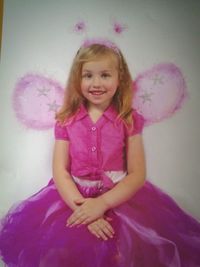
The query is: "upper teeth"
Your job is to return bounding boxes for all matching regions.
[90,91,105,94]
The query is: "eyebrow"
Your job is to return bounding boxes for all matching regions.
[82,69,112,73]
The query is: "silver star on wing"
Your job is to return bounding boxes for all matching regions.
[37,87,50,97]
[151,74,164,85]
[140,91,154,104]
[47,100,60,112]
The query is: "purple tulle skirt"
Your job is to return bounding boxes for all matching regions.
[0,178,200,267]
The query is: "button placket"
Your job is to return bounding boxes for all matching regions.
[90,126,98,163]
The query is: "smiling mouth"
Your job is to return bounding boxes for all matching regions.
[89,90,106,95]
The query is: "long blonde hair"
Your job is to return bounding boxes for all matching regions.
[56,42,134,126]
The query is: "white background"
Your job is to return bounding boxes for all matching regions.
[0,1,200,252]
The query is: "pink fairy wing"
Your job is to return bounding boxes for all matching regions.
[13,63,187,130]
[13,74,64,130]
[133,63,188,126]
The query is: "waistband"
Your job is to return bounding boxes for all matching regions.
[72,171,126,188]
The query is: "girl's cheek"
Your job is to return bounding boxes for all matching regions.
[81,83,87,89]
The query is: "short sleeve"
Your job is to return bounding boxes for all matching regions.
[54,121,69,141]
[127,110,145,136]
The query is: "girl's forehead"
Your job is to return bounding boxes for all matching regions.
[82,55,119,70]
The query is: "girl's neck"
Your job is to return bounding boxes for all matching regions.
[86,103,111,123]
[86,102,111,113]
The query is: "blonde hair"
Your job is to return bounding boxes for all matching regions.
[56,43,134,126]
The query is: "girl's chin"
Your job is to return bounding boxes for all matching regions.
[87,95,106,102]
[87,100,111,109]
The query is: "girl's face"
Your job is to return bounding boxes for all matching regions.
[81,56,119,110]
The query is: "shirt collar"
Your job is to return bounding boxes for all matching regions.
[103,104,118,122]
[75,104,118,122]
[74,104,88,121]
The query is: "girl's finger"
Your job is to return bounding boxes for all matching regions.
[81,217,92,225]
[88,224,100,239]
[90,229,100,239]
[88,221,113,240]
[98,220,115,237]
[95,223,111,241]
[67,214,88,227]
[103,221,115,235]
[99,219,114,233]
[97,228,108,241]
[104,216,113,222]
[102,225,114,238]
[67,209,84,225]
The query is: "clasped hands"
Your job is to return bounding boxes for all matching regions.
[66,197,115,240]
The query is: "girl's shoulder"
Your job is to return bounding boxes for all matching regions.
[54,107,83,140]
[54,114,76,141]
[54,120,69,141]
[126,109,145,137]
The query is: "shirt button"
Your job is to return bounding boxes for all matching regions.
[91,127,96,131]
[91,146,96,152]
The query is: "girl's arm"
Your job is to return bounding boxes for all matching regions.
[67,134,146,226]
[100,133,146,209]
[52,140,84,211]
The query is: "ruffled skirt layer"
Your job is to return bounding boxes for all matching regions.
[0,179,200,267]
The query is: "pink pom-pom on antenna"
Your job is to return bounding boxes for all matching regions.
[113,22,127,34]
[73,21,87,33]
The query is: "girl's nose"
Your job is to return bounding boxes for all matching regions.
[92,76,101,87]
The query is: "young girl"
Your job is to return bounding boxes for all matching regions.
[0,39,200,267]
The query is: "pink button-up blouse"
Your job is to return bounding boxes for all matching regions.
[54,105,144,184]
